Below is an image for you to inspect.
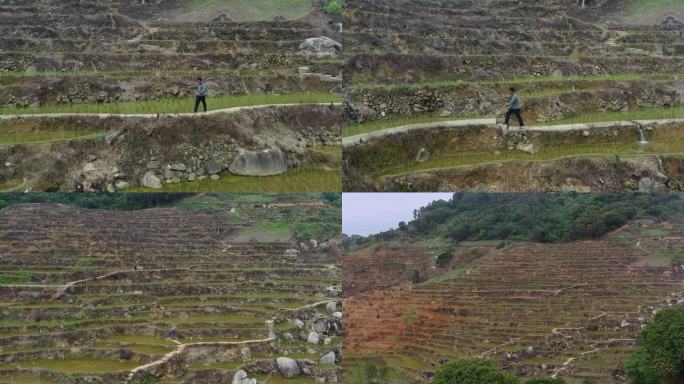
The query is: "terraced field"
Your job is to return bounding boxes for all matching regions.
[0,0,343,192]
[343,220,684,383]
[0,195,342,384]
[342,0,684,192]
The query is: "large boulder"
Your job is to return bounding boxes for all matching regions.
[229,148,288,176]
[140,172,162,189]
[276,357,300,378]
[299,37,341,58]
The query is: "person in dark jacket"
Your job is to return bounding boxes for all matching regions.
[505,87,524,128]
[194,77,207,113]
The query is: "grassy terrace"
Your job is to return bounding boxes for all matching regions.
[0,92,341,116]
[348,73,682,90]
[126,167,342,193]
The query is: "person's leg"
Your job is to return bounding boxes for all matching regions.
[515,108,524,127]
[201,96,207,112]
[505,108,513,125]
[194,96,200,113]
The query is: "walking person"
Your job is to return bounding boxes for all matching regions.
[194,77,207,113]
[505,87,524,129]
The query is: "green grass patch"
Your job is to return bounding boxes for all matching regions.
[0,375,59,384]
[126,168,341,193]
[546,106,684,125]
[175,0,313,22]
[379,139,684,177]
[7,358,140,374]
[233,221,294,242]
[0,93,341,116]
[626,0,683,15]
[0,130,105,145]
[349,73,681,90]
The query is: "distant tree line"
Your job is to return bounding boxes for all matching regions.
[344,193,681,249]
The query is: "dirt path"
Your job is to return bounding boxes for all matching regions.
[0,103,341,121]
[343,118,684,147]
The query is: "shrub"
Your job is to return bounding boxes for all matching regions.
[626,307,684,383]
[433,358,518,384]
[526,379,566,384]
[322,0,343,15]
[436,249,454,268]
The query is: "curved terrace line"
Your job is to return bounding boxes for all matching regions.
[124,299,341,382]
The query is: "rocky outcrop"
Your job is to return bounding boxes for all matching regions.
[299,37,342,58]
[228,148,288,176]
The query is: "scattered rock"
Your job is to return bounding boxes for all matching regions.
[141,172,162,189]
[169,163,187,172]
[416,148,430,163]
[232,369,257,384]
[276,357,300,378]
[309,239,318,248]
[320,351,336,364]
[307,331,320,344]
[293,319,305,329]
[213,13,232,23]
[283,332,295,343]
[333,311,343,320]
[326,302,337,313]
[119,349,134,360]
[662,15,683,30]
[205,160,222,175]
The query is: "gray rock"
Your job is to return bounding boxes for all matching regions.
[333,311,342,320]
[210,174,220,180]
[141,172,162,189]
[284,249,300,257]
[169,163,187,171]
[276,357,300,378]
[416,148,430,163]
[119,349,134,360]
[307,331,320,344]
[205,160,222,175]
[114,181,130,190]
[326,302,337,313]
[213,13,232,23]
[638,177,667,193]
[309,239,318,248]
[283,332,295,343]
[299,36,342,58]
[324,337,332,345]
[293,319,305,329]
[320,351,336,365]
[146,160,160,170]
[663,15,683,30]
[229,148,288,176]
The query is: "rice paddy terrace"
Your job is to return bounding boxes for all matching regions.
[341,0,684,192]
[342,220,684,383]
[0,197,343,384]
[0,0,343,192]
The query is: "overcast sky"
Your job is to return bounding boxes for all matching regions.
[342,193,453,236]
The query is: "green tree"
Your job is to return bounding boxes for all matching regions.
[626,307,684,383]
[433,358,518,384]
